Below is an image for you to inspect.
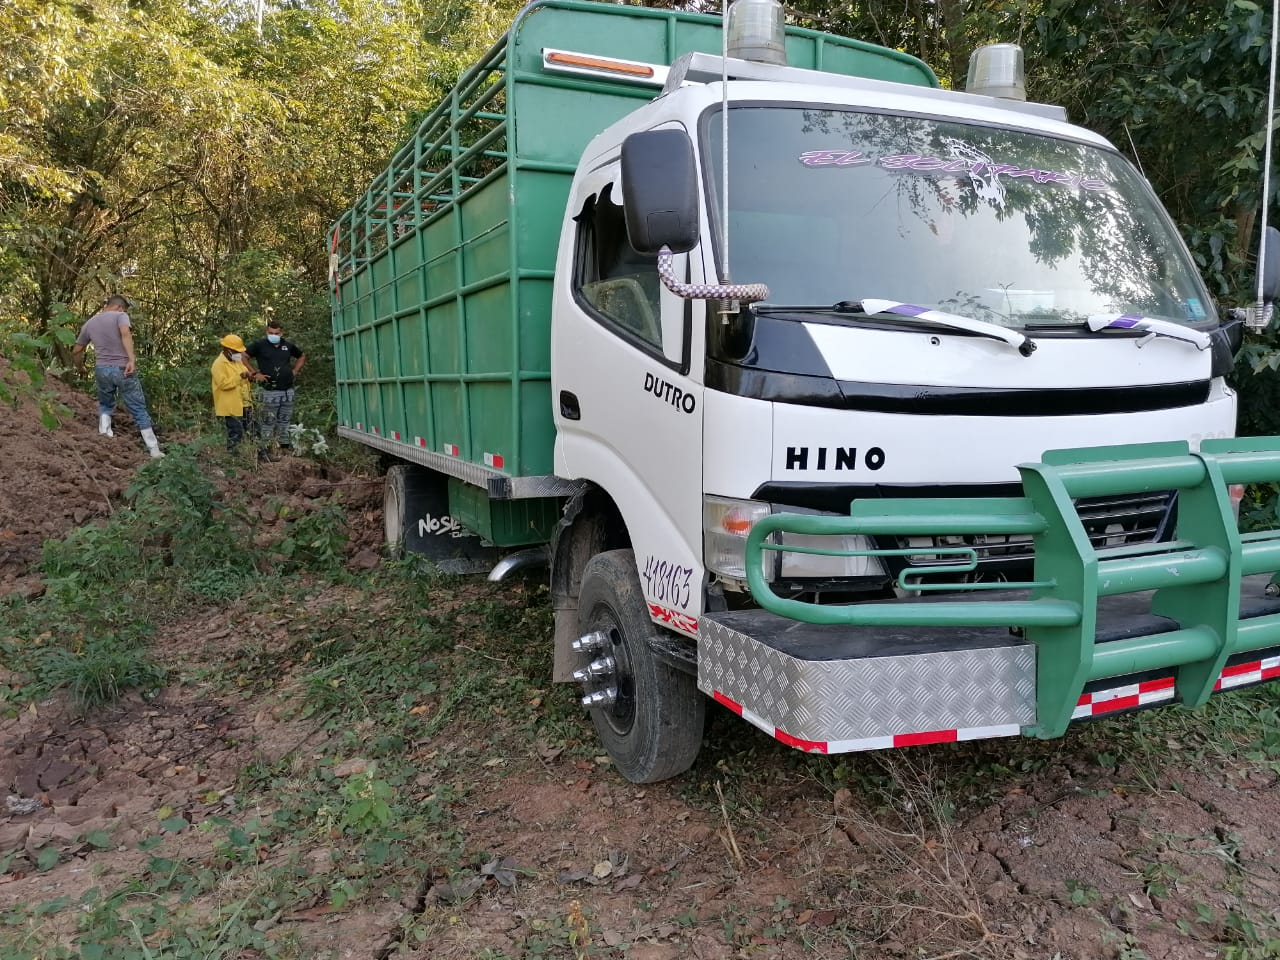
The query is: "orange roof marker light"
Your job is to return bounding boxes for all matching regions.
[542,48,667,87]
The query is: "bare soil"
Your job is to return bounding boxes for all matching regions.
[3,369,1280,959]
[0,362,386,597]
[0,362,149,594]
[5,665,1280,959]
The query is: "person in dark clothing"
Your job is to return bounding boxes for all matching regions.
[245,319,305,457]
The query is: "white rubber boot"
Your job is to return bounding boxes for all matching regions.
[98,413,114,437]
[140,427,164,459]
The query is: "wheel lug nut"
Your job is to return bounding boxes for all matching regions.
[572,656,616,683]
[571,630,609,654]
[581,687,617,708]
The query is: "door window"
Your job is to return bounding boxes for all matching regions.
[574,183,664,350]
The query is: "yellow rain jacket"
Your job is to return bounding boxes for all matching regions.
[212,353,245,417]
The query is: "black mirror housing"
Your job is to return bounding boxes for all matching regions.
[621,129,700,255]
[1221,310,1245,354]
[1262,225,1280,303]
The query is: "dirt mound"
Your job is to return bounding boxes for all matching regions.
[237,456,385,567]
[0,358,384,594]
[0,361,150,591]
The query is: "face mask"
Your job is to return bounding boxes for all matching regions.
[267,334,282,344]
[230,352,243,362]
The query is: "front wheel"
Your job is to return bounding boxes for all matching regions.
[577,550,705,783]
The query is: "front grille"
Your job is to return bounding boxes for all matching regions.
[900,490,1175,567]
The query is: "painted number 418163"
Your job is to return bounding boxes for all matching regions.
[642,555,693,609]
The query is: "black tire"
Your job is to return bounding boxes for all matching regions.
[383,464,409,559]
[577,549,705,783]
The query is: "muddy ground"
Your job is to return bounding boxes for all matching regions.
[5,641,1280,960]
[3,370,1280,959]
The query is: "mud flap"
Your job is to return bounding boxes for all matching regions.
[395,464,497,574]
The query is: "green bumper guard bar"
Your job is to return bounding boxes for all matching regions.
[744,438,1280,739]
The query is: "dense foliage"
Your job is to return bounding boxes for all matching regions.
[1,0,1277,428]
[1,0,521,425]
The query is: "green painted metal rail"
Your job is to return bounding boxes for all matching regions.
[329,0,936,480]
[744,438,1280,738]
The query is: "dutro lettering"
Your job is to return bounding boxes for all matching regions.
[784,446,886,471]
[643,372,697,414]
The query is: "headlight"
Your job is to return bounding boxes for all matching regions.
[778,530,883,578]
[704,496,772,580]
[704,496,886,583]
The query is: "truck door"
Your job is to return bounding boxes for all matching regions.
[554,161,706,630]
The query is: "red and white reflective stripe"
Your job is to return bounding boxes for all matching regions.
[414,436,427,447]
[372,425,379,435]
[1073,676,1175,719]
[713,654,1280,755]
[647,602,697,637]
[711,691,1020,755]
[356,422,363,431]
[443,443,459,457]
[1074,656,1280,718]
[1214,655,1280,691]
[484,452,505,469]
[392,431,401,441]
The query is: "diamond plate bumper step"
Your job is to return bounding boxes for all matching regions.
[701,575,1280,754]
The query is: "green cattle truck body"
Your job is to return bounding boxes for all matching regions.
[332,0,1280,783]
[330,0,933,543]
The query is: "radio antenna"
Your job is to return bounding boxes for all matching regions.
[1253,0,1279,329]
[721,3,731,284]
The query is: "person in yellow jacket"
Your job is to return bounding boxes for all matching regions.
[212,334,259,452]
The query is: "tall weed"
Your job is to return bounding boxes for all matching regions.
[277,501,347,573]
[123,442,255,574]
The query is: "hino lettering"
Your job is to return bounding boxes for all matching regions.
[643,371,696,414]
[784,446,886,471]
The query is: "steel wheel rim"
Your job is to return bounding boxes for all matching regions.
[593,611,635,735]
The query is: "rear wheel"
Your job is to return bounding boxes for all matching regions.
[383,463,409,559]
[577,549,704,783]
[380,463,497,572]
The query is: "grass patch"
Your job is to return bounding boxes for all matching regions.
[31,638,168,710]
[0,443,354,710]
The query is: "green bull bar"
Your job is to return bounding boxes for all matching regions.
[743,437,1280,739]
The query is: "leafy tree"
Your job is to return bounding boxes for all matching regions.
[0,0,510,419]
[1034,0,1273,298]
[2,0,1277,438]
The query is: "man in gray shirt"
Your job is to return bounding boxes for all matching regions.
[71,295,163,458]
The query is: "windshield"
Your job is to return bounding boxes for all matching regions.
[704,107,1215,328]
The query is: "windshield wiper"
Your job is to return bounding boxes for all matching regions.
[755,298,1037,357]
[1085,314,1212,350]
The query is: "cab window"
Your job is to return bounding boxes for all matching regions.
[574,184,663,350]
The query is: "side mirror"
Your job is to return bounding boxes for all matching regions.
[1262,225,1280,303]
[620,129,699,255]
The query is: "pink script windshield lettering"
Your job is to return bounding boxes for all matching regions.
[798,149,1109,192]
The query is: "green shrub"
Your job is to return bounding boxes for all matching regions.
[277,501,348,573]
